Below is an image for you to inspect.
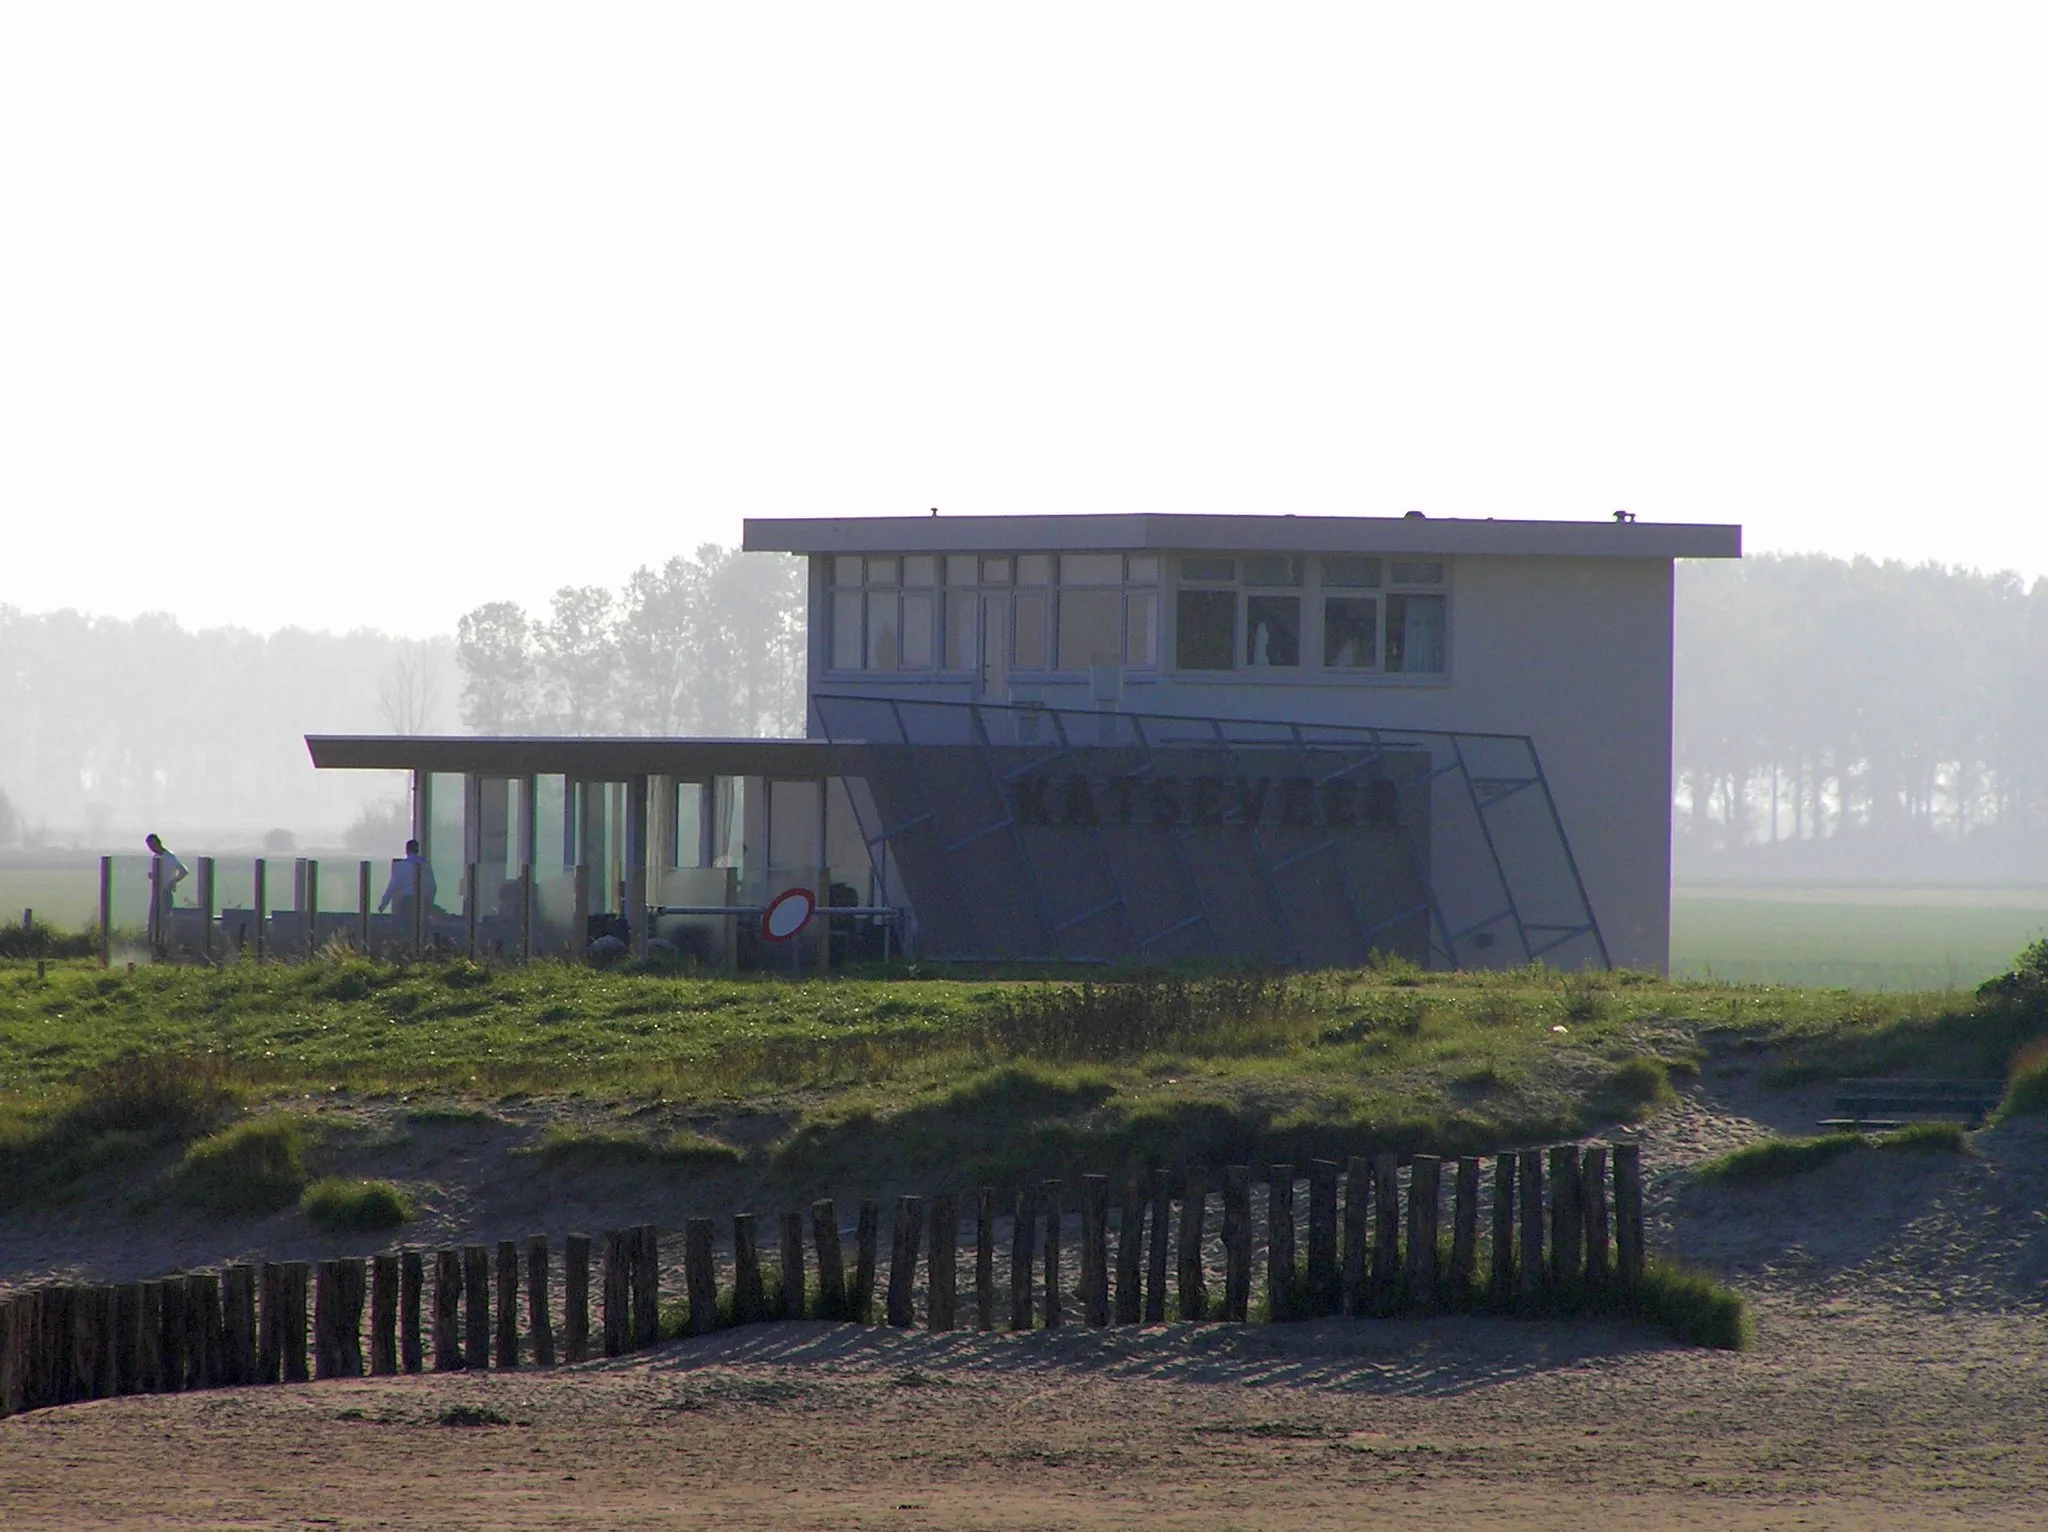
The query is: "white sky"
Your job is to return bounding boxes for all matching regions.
[3,4,2045,638]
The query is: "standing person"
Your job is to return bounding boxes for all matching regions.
[144,832,188,955]
[377,838,437,943]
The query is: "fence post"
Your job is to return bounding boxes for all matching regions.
[564,1235,591,1361]
[1342,1156,1370,1317]
[339,1261,365,1376]
[1307,1159,1339,1317]
[1079,1175,1109,1327]
[369,1255,397,1376]
[1178,1168,1210,1323]
[1266,1165,1295,1323]
[886,1196,924,1328]
[812,1201,847,1320]
[139,1280,167,1392]
[358,860,373,954]
[927,1193,957,1332]
[780,1210,806,1322]
[685,1218,718,1337]
[853,1199,880,1324]
[1114,1174,1144,1325]
[98,857,112,969]
[495,1242,520,1367]
[0,1295,18,1417]
[1372,1154,1400,1315]
[1451,1157,1481,1302]
[1009,1183,1037,1332]
[526,1237,554,1366]
[194,1272,226,1387]
[976,1188,996,1332]
[1582,1145,1611,1291]
[1146,1168,1171,1324]
[464,1246,491,1368]
[313,1262,339,1379]
[221,1265,255,1385]
[1548,1145,1582,1293]
[283,1262,311,1383]
[1490,1153,1517,1306]
[159,1277,188,1391]
[401,1251,424,1372]
[1518,1150,1546,1302]
[634,1226,660,1348]
[303,859,320,959]
[114,1281,144,1395]
[1040,1182,1063,1328]
[603,1232,631,1353]
[1612,1142,1645,1292]
[1406,1155,1441,1311]
[733,1214,764,1324]
[432,1251,463,1370]
[253,858,268,962]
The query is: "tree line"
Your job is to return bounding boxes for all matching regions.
[3,547,2044,879]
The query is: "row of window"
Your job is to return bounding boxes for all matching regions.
[828,554,1449,677]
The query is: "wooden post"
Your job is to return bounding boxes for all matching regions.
[283,1262,311,1384]
[1306,1159,1339,1317]
[114,1282,144,1395]
[1371,1154,1400,1314]
[1009,1183,1037,1332]
[853,1199,880,1324]
[1406,1156,1441,1311]
[338,1260,365,1377]
[358,860,373,953]
[0,1296,19,1417]
[1219,1166,1249,1322]
[1612,1142,1645,1292]
[1266,1164,1296,1323]
[1451,1157,1481,1302]
[193,1271,225,1388]
[812,1201,847,1320]
[886,1195,923,1328]
[252,1270,277,1386]
[685,1218,718,1337]
[780,1211,806,1322]
[1490,1154,1516,1306]
[1079,1175,1110,1327]
[401,1251,424,1373]
[464,1246,491,1368]
[495,1241,520,1367]
[976,1187,996,1332]
[253,857,268,962]
[432,1251,463,1370]
[634,1225,661,1347]
[1548,1145,1582,1293]
[564,1235,591,1361]
[314,1262,340,1380]
[140,1280,167,1392]
[1113,1174,1144,1325]
[927,1193,957,1332]
[159,1276,188,1391]
[369,1255,398,1376]
[1040,1181,1062,1328]
[97,856,112,969]
[1582,1145,1611,1291]
[219,1269,254,1384]
[733,1214,765,1324]
[1518,1150,1546,1301]
[97,1285,121,1398]
[71,1287,102,1401]
[603,1231,631,1354]
[1146,1168,1171,1323]
[1177,1167,1209,1323]
[526,1237,555,1366]
[1341,1156,1370,1317]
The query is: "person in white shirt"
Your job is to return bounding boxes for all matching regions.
[144,832,188,953]
[377,839,438,935]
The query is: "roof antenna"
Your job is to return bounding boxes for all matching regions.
[931,507,939,516]
[1613,509,1636,523]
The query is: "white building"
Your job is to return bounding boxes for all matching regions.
[743,512,1740,972]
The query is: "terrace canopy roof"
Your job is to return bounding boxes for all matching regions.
[305,736,838,778]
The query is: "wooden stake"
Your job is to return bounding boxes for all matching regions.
[779,1210,806,1322]
[886,1195,923,1328]
[812,1200,847,1320]
[564,1235,592,1361]
[927,1192,957,1332]
[1612,1142,1645,1291]
[337,1261,364,1377]
[733,1214,765,1325]
[1040,1182,1062,1328]
[114,1282,144,1395]
[370,1255,398,1376]
[1372,1154,1400,1315]
[1306,1159,1339,1317]
[1079,1175,1110,1327]
[1548,1145,1582,1293]
[495,1241,520,1368]
[1146,1168,1171,1324]
[634,1225,661,1349]
[1582,1145,1611,1291]
[1451,1157,1481,1301]
[526,1237,555,1366]
[1009,1183,1038,1332]
[314,1262,340,1380]
[1267,1164,1296,1323]
[464,1246,491,1368]
[433,1250,464,1371]
[1341,1156,1370,1317]
[159,1275,187,1390]
[853,1199,879,1325]
[222,1266,256,1386]
[1518,1150,1546,1302]
[684,1218,718,1337]
[1490,1153,1517,1307]
[976,1187,996,1332]
[1178,1167,1210,1323]
[603,1231,631,1354]
[1113,1173,1144,1325]
[400,1251,424,1373]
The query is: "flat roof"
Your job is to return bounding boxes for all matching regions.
[743,512,1741,560]
[306,736,836,777]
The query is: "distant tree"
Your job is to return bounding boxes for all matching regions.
[262,827,297,854]
[0,787,17,848]
[616,553,709,735]
[377,639,444,735]
[456,602,536,734]
[534,585,619,733]
[344,796,412,853]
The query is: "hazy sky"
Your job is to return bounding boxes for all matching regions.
[4,5,2045,638]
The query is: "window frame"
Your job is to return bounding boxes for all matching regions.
[1164,552,1451,681]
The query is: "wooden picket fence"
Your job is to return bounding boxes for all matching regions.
[0,1142,1643,1419]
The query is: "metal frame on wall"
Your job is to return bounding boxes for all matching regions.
[812,693,1608,971]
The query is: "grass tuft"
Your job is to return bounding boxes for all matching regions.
[168,1114,311,1215]
[1633,1260,1753,1350]
[1597,1057,1676,1119]
[1697,1122,1972,1183]
[1994,1039,2048,1122]
[526,1123,742,1169]
[301,1176,411,1232]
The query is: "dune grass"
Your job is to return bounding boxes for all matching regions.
[168,1114,312,1215]
[523,1123,743,1170]
[301,1176,411,1232]
[1696,1121,1974,1184]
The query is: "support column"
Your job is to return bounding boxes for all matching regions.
[627,774,650,962]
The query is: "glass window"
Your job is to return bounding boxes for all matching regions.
[903,555,936,587]
[901,592,933,669]
[981,555,1013,585]
[832,591,863,669]
[1245,595,1301,667]
[1125,590,1157,667]
[1180,555,1235,583]
[833,556,864,588]
[1322,555,1382,588]
[1391,561,1445,586]
[945,555,979,586]
[865,592,900,670]
[1387,593,1447,673]
[1017,554,1053,586]
[1058,589,1122,670]
[1323,596,1378,668]
[1013,591,1049,668]
[867,556,899,586]
[1127,555,1160,583]
[1244,555,1304,587]
[943,590,979,670]
[1176,589,1236,669]
[1060,553,1123,585]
